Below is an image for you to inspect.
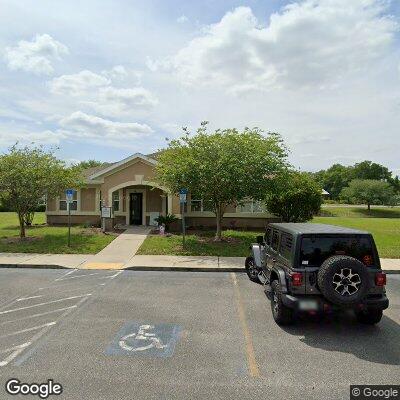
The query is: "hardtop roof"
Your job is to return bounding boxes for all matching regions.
[268,223,370,235]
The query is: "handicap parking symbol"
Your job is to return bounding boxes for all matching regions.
[105,322,182,358]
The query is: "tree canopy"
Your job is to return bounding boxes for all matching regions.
[0,145,83,237]
[340,179,394,211]
[312,160,399,199]
[265,171,322,222]
[155,122,289,239]
[74,160,104,170]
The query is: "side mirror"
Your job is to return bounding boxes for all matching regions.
[256,235,264,245]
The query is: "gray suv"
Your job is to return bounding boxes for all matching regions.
[245,223,389,325]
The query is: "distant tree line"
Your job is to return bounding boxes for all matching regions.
[310,161,399,209]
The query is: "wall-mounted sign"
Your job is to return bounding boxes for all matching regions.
[101,206,112,218]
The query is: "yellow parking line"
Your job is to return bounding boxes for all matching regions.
[230,272,260,378]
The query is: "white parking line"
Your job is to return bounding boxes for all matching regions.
[0,269,119,367]
[56,272,102,281]
[0,322,56,339]
[0,295,91,367]
[0,306,77,326]
[0,342,31,355]
[0,294,92,315]
[54,268,77,280]
[17,295,44,302]
[36,285,103,297]
[0,343,31,367]
[110,271,123,279]
[0,269,76,311]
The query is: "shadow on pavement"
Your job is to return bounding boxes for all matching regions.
[282,311,400,366]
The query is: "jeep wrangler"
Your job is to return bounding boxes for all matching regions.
[245,223,389,325]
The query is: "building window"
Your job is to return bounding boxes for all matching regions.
[237,199,266,213]
[190,199,214,213]
[113,191,120,211]
[59,191,77,211]
[190,200,202,212]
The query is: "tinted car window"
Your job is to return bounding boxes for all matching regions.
[265,228,272,246]
[271,230,280,251]
[279,233,293,260]
[300,236,374,267]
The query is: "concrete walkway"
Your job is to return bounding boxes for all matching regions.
[80,226,151,269]
[125,255,244,271]
[0,252,92,269]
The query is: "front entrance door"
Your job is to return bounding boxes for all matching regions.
[129,193,143,225]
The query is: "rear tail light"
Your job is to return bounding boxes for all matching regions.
[375,272,386,286]
[291,272,303,286]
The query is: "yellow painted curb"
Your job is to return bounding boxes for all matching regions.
[83,262,124,270]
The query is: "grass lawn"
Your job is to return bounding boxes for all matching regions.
[137,229,259,257]
[0,212,116,254]
[313,217,400,259]
[319,206,400,218]
[139,209,400,258]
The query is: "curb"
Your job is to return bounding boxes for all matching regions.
[0,263,399,274]
[0,264,69,269]
[124,266,245,273]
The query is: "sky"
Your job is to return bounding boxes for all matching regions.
[0,0,399,173]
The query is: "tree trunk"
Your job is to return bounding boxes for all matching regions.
[18,212,26,238]
[367,203,371,213]
[215,205,223,241]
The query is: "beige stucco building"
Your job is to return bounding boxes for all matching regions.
[46,153,277,230]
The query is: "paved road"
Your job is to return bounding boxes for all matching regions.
[0,269,399,400]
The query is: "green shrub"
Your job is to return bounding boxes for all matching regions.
[154,214,178,231]
[265,172,322,222]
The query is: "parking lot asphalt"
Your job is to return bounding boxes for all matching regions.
[0,269,399,400]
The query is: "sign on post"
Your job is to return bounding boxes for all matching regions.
[65,189,75,247]
[66,189,74,203]
[101,207,112,218]
[101,206,112,232]
[179,189,188,247]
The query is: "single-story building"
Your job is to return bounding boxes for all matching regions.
[46,153,279,230]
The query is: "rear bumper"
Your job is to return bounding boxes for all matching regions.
[281,293,389,312]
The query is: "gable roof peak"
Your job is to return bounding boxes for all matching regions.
[88,152,157,180]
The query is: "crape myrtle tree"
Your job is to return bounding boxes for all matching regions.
[155,122,289,240]
[265,171,323,222]
[340,179,394,212]
[0,144,83,238]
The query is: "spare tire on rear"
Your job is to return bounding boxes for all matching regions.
[317,255,369,305]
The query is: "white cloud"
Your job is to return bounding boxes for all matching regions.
[4,34,68,75]
[177,15,188,24]
[48,68,156,116]
[49,70,110,96]
[88,86,158,115]
[163,1,399,92]
[101,65,128,80]
[0,127,64,147]
[58,111,153,147]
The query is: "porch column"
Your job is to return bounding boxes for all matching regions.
[161,194,167,216]
[167,194,173,214]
